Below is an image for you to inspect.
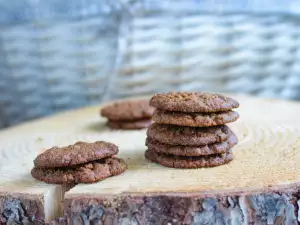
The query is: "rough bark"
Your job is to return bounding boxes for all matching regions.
[0,196,45,225]
[55,189,300,225]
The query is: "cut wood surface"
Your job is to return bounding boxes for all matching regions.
[1,94,300,224]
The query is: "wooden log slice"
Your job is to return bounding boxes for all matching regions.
[1,95,300,224]
[0,139,73,224]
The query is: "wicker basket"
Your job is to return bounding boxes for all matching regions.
[0,0,300,127]
[0,0,121,127]
[112,11,300,99]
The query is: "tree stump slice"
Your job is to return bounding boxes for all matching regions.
[1,95,300,224]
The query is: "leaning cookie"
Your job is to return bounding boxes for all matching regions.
[101,99,154,121]
[152,109,239,127]
[146,132,238,156]
[107,119,152,130]
[31,157,127,184]
[34,141,118,169]
[145,149,233,169]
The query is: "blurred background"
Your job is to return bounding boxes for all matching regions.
[1,0,300,128]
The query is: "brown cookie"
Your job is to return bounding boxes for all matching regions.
[101,99,154,121]
[34,141,118,169]
[150,92,239,113]
[146,132,238,156]
[152,109,239,127]
[145,149,233,169]
[31,157,127,184]
[107,118,152,130]
[147,123,231,146]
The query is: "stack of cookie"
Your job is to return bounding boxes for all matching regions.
[101,99,154,130]
[31,141,127,184]
[145,92,240,169]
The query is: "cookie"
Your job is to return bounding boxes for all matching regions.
[152,109,239,127]
[146,132,238,156]
[34,141,118,169]
[147,123,231,146]
[107,119,152,130]
[150,92,239,113]
[145,149,233,169]
[31,157,127,184]
[101,99,154,121]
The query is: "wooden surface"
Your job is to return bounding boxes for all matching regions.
[1,94,300,224]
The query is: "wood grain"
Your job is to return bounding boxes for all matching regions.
[1,94,300,224]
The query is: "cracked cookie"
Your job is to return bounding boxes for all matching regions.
[145,149,233,169]
[31,157,127,184]
[152,109,239,127]
[34,141,118,169]
[147,123,232,146]
[101,99,154,121]
[146,132,238,156]
[101,99,154,130]
[150,92,239,113]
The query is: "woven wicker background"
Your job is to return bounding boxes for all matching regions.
[1,0,300,127]
[112,13,300,99]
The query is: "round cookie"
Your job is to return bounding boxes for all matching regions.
[34,141,118,169]
[145,149,233,169]
[31,157,127,184]
[152,109,239,127]
[107,119,152,130]
[150,92,239,113]
[146,132,238,156]
[101,99,154,121]
[147,123,231,146]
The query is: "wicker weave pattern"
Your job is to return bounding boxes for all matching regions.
[0,16,119,126]
[111,13,300,100]
[1,12,300,127]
